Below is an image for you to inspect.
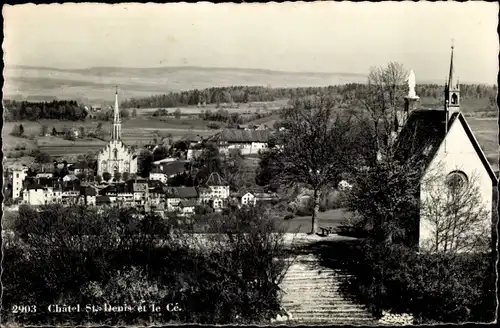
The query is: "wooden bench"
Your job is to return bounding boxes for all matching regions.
[319,226,334,237]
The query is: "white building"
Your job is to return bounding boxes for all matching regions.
[12,167,28,200]
[198,172,230,209]
[97,88,138,177]
[23,186,62,205]
[394,48,497,253]
[208,129,271,156]
[164,187,199,212]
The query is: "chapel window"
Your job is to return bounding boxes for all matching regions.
[451,93,458,105]
[446,171,468,193]
[114,148,118,159]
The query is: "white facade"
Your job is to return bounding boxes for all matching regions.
[199,185,230,201]
[149,172,168,184]
[23,187,62,205]
[12,168,28,200]
[419,116,494,252]
[97,89,138,177]
[219,142,268,156]
[241,192,256,206]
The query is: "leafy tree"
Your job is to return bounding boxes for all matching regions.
[114,171,122,182]
[79,126,85,138]
[174,108,182,119]
[152,145,170,162]
[132,108,137,117]
[10,124,21,137]
[32,149,52,164]
[52,127,57,136]
[96,175,103,184]
[102,172,112,182]
[19,124,24,136]
[137,149,154,178]
[191,142,223,184]
[122,172,130,182]
[265,95,355,234]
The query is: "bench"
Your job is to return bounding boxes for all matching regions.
[318,226,334,237]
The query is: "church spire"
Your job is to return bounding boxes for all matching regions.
[112,86,122,141]
[445,42,460,113]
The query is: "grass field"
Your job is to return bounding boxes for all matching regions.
[2,112,497,168]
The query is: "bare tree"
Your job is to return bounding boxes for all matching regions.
[354,62,408,161]
[420,168,491,255]
[266,95,355,234]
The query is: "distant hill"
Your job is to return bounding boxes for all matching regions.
[3,65,369,103]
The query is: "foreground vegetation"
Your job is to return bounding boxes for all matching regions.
[2,204,291,325]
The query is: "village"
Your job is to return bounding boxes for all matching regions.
[2,2,497,326]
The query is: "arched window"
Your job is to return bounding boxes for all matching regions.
[113,164,119,173]
[101,160,107,171]
[446,170,468,192]
[124,161,130,172]
[451,93,458,105]
[113,148,118,159]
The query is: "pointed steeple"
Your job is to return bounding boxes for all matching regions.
[111,86,122,141]
[445,42,460,113]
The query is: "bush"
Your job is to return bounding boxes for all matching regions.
[207,122,222,129]
[2,204,290,325]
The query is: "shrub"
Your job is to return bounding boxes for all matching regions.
[207,122,222,129]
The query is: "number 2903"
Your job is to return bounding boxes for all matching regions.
[12,305,37,313]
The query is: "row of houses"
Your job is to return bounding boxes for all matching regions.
[17,171,277,216]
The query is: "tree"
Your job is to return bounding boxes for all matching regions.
[174,108,182,119]
[32,149,52,164]
[19,124,24,136]
[266,95,355,234]
[96,175,103,184]
[76,172,86,181]
[114,171,122,182]
[354,62,408,162]
[420,168,491,254]
[52,127,57,136]
[40,125,49,136]
[122,172,130,182]
[120,109,130,119]
[102,172,112,182]
[79,126,85,138]
[132,108,137,117]
[191,142,223,184]
[152,145,170,162]
[10,124,21,137]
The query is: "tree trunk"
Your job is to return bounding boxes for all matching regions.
[310,189,320,234]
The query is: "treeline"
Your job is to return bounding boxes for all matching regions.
[3,100,88,121]
[120,84,497,109]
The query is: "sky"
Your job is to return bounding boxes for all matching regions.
[3,1,498,84]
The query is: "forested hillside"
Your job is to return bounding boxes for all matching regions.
[3,100,87,121]
[121,84,497,110]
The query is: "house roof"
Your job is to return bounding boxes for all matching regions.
[151,160,190,176]
[178,199,199,208]
[394,110,497,186]
[96,195,111,203]
[204,172,227,187]
[70,162,91,170]
[164,186,198,199]
[210,129,272,143]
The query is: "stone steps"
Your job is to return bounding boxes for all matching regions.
[279,253,374,324]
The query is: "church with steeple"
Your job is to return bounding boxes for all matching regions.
[97,88,138,178]
[393,45,497,252]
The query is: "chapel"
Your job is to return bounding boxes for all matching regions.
[393,45,497,252]
[97,88,138,177]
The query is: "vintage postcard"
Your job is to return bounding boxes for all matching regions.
[1,1,498,326]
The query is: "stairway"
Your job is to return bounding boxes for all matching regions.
[280,254,376,324]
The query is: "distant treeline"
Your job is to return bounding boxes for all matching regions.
[121,84,497,109]
[3,100,88,121]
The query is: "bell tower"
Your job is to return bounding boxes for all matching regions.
[445,43,460,115]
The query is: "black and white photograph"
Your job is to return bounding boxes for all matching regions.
[1,1,498,325]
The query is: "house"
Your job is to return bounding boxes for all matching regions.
[22,185,61,205]
[63,174,79,182]
[178,199,198,216]
[149,160,190,184]
[36,172,54,179]
[237,191,257,206]
[198,172,230,210]
[12,166,28,199]
[208,129,272,155]
[100,183,135,206]
[393,49,497,253]
[79,186,97,206]
[164,186,199,212]
[69,162,94,176]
